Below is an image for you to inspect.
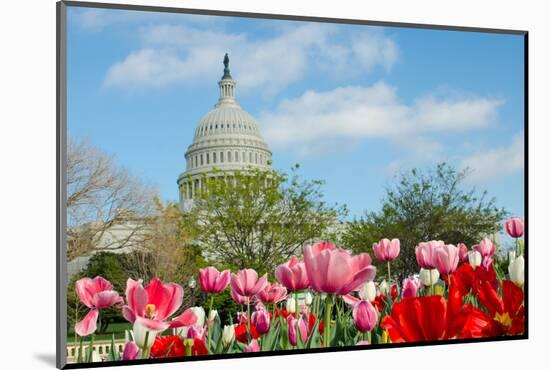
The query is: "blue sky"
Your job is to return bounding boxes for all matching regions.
[67,7,525,228]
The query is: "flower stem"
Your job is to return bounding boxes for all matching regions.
[142,331,150,359]
[324,295,333,347]
[207,294,214,354]
[295,291,299,318]
[247,299,251,342]
[387,261,391,284]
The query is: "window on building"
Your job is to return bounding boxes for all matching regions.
[200,154,204,166]
[220,151,224,163]
[228,151,232,162]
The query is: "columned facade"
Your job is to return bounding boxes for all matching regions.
[177,54,273,210]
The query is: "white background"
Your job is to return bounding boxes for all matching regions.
[0,0,547,369]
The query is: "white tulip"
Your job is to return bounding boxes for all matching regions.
[379,280,389,295]
[209,309,218,323]
[91,350,102,362]
[189,306,206,327]
[174,326,189,338]
[468,250,482,268]
[133,319,162,349]
[304,292,313,306]
[286,297,296,313]
[419,268,440,287]
[358,281,377,302]
[222,325,235,346]
[508,256,524,287]
[508,250,516,262]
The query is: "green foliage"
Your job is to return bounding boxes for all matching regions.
[341,163,507,279]
[184,165,347,275]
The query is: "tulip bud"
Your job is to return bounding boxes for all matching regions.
[222,325,235,346]
[251,309,270,334]
[468,250,482,268]
[187,324,206,341]
[209,309,218,323]
[508,250,516,262]
[305,292,313,305]
[358,281,376,302]
[352,300,378,332]
[244,339,260,352]
[189,306,205,327]
[286,297,296,313]
[133,318,160,349]
[419,268,440,287]
[508,256,524,287]
[379,280,389,295]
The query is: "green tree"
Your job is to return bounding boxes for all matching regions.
[184,166,346,276]
[341,163,506,280]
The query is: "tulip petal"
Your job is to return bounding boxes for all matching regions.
[169,308,198,328]
[75,309,99,337]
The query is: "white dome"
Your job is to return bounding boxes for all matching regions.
[177,54,273,207]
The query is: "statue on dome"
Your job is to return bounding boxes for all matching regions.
[223,53,229,69]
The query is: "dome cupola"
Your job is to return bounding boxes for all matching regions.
[177,54,273,208]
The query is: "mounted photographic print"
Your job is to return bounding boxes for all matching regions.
[56,1,528,368]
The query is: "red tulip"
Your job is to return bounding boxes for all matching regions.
[303,242,376,295]
[198,266,230,293]
[505,217,524,238]
[415,240,444,269]
[235,322,260,343]
[256,282,287,304]
[230,269,268,297]
[433,244,460,276]
[287,315,308,346]
[150,335,186,358]
[74,276,123,337]
[458,243,469,262]
[122,278,197,341]
[352,300,378,332]
[275,256,310,291]
[373,238,400,261]
[472,238,496,258]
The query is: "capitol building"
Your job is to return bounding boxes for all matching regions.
[177,54,273,210]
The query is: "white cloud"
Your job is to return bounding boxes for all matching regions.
[460,134,524,183]
[258,82,503,156]
[104,23,398,94]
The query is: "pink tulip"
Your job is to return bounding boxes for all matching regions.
[352,300,378,333]
[275,256,310,291]
[472,238,496,258]
[458,243,469,262]
[122,278,196,333]
[505,217,524,238]
[74,276,123,337]
[372,238,400,261]
[287,315,308,346]
[433,244,460,276]
[198,267,230,293]
[122,341,139,361]
[415,240,444,269]
[251,308,270,334]
[230,269,268,297]
[244,339,260,352]
[187,324,206,341]
[230,288,250,305]
[303,242,376,295]
[401,277,419,298]
[256,282,287,304]
[482,256,494,271]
